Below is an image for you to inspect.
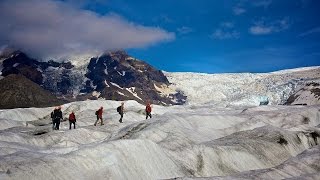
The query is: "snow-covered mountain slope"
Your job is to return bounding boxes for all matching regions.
[165,66,320,106]
[0,100,319,179]
[285,82,320,105]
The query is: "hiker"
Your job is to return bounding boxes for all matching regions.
[94,106,104,126]
[117,102,124,123]
[53,106,63,130]
[51,108,55,130]
[146,102,152,119]
[69,111,76,129]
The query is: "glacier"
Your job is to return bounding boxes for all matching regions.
[0,67,320,179]
[164,66,320,106]
[0,99,319,179]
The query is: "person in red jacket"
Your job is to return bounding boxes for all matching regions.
[69,111,76,129]
[146,102,152,119]
[94,106,104,126]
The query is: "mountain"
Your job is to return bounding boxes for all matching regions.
[80,50,185,105]
[0,50,186,107]
[0,74,64,109]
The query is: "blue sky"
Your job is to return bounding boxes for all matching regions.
[84,0,320,73]
[1,0,320,73]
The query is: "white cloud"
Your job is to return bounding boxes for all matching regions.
[0,0,175,60]
[233,0,272,16]
[233,7,246,15]
[249,18,290,35]
[249,26,272,35]
[210,29,240,40]
[177,26,193,35]
[299,27,320,37]
[211,21,240,40]
[211,21,239,40]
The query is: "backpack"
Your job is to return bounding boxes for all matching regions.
[117,106,121,113]
[146,105,151,113]
[95,110,98,115]
[69,113,76,121]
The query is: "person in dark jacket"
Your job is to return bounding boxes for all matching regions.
[53,106,63,130]
[51,108,55,130]
[94,107,104,126]
[118,102,124,123]
[69,111,76,129]
[146,102,152,119]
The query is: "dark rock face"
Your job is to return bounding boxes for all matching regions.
[0,50,186,107]
[284,94,299,105]
[1,52,44,84]
[285,82,320,105]
[0,74,64,109]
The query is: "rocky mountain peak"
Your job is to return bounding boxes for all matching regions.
[0,50,186,107]
[83,51,183,105]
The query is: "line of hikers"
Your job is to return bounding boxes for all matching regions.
[51,102,153,130]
